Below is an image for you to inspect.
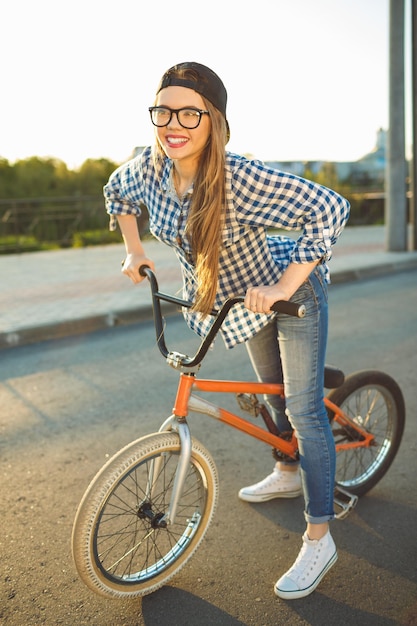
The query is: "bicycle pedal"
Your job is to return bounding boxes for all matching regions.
[236,393,260,417]
[334,486,358,520]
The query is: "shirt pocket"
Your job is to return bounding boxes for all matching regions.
[148,198,179,243]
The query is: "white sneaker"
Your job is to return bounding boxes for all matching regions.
[274,531,338,600]
[238,466,302,502]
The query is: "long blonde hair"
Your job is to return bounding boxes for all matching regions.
[153,91,228,315]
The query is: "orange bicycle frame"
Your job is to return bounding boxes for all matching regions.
[172,373,375,459]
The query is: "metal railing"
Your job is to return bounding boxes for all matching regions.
[0,196,148,253]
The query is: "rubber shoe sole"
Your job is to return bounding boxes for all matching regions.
[238,487,302,503]
[238,467,302,503]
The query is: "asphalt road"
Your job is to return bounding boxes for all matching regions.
[1,270,416,626]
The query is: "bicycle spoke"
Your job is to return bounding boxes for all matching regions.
[333,382,399,490]
[88,446,208,584]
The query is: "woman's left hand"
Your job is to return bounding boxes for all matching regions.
[244,284,290,314]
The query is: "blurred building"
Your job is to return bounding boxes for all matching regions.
[265,128,387,185]
[132,129,388,186]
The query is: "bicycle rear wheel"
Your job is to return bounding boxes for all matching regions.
[72,431,218,598]
[327,370,405,496]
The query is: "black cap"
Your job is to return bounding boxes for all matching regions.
[157,62,227,119]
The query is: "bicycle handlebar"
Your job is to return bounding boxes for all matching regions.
[139,266,305,368]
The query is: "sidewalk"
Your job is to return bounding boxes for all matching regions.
[1,225,417,350]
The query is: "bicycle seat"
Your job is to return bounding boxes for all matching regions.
[324,366,345,388]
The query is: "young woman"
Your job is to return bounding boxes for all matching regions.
[104,61,350,600]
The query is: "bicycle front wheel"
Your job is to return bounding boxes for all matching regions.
[327,370,405,496]
[72,431,218,598]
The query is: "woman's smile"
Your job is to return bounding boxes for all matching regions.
[164,134,189,148]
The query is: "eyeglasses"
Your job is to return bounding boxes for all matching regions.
[149,106,209,129]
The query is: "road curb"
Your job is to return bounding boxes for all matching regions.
[0,303,180,351]
[330,257,417,284]
[2,258,417,351]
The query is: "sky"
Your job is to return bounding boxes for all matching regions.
[0,0,412,168]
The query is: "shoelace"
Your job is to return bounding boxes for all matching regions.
[287,537,321,582]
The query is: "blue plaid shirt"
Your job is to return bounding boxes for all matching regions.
[104,147,350,349]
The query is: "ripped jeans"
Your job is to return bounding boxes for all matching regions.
[245,266,335,524]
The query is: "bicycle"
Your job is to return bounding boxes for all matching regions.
[71,267,405,599]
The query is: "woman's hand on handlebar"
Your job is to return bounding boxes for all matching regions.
[121,253,155,284]
[244,284,290,314]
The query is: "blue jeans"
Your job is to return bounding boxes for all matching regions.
[245,266,335,524]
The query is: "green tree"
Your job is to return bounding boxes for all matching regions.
[12,157,68,197]
[76,158,118,195]
[0,156,119,199]
[0,158,16,197]
[303,162,339,190]
[314,162,339,190]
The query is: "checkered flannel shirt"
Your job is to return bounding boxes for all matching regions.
[104,147,350,349]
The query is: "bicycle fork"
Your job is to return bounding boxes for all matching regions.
[144,416,192,527]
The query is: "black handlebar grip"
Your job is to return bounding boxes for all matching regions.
[271,300,306,318]
[139,264,151,277]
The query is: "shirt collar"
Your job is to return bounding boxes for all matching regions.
[160,159,194,197]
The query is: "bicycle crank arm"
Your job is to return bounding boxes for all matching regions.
[333,486,358,520]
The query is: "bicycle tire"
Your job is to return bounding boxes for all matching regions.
[72,431,219,598]
[327,370,405,496]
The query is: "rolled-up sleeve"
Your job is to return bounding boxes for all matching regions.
[289,183,350,264]
[232,159,350,264]
[103,156,145,231]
